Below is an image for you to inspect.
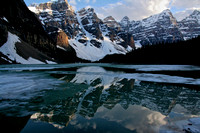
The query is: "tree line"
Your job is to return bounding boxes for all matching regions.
[99,36,200,65]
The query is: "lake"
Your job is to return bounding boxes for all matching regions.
[0,64,200,133]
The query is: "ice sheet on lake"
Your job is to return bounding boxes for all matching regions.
[69,66,200,85]
[110,65,200,71]
[1,64,200,86]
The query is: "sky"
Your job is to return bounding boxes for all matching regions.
[24,0,200,21]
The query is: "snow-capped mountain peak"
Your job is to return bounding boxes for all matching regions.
[183,10,200,24]
[178,10,200,40]
[120,16,130,28]
[161,9,171,15]
[124,9,182,45]
[103,16,121,29]
[191,10,200,15]
[162,9,178,26]
[139,9,177,28]
[121,16,130,23]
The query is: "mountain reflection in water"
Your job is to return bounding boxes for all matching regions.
[0,64,200,133]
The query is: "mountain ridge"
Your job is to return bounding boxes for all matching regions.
[118,9,200,44]
[29,0,200,48]
[117,9,183,45]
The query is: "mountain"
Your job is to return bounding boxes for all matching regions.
[0,0,81,64]
[29,0,132,61]
[119,9,183,45]
[103,16,121,30]
[120,16,131,31]
[178,10,200,40]
[118,9,200,46]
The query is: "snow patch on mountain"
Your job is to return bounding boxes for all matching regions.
[134,40,142,49]
[0,32,54,64]
[68,9,127,61]
[69,33,126,61]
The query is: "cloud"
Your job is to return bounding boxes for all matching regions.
[174,8,200,21]
[171,0,200,9]
[95,0,171,21]
[76,0,95,4]
[174,10,194,21]
[69,0,77,5]
[170,0,200,21]
[147,0,171,12]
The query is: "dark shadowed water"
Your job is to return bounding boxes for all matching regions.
[0,64,200,133]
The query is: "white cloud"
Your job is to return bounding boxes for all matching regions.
[148,0,171,12]
[174,10,193,21]
[171,0,200,9]
[174,8,200,21]
[69,0,77,5]
[95,0,171,21]
[171,0,200,21]
[85,5,92,9]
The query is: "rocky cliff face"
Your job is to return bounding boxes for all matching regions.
[0,0,57,64]
[29,1,132,61]
[77,8,104,40]
[56,30,69,49]
[29,0,78,39]
[0,0,56,54]
[178,10,200,40]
